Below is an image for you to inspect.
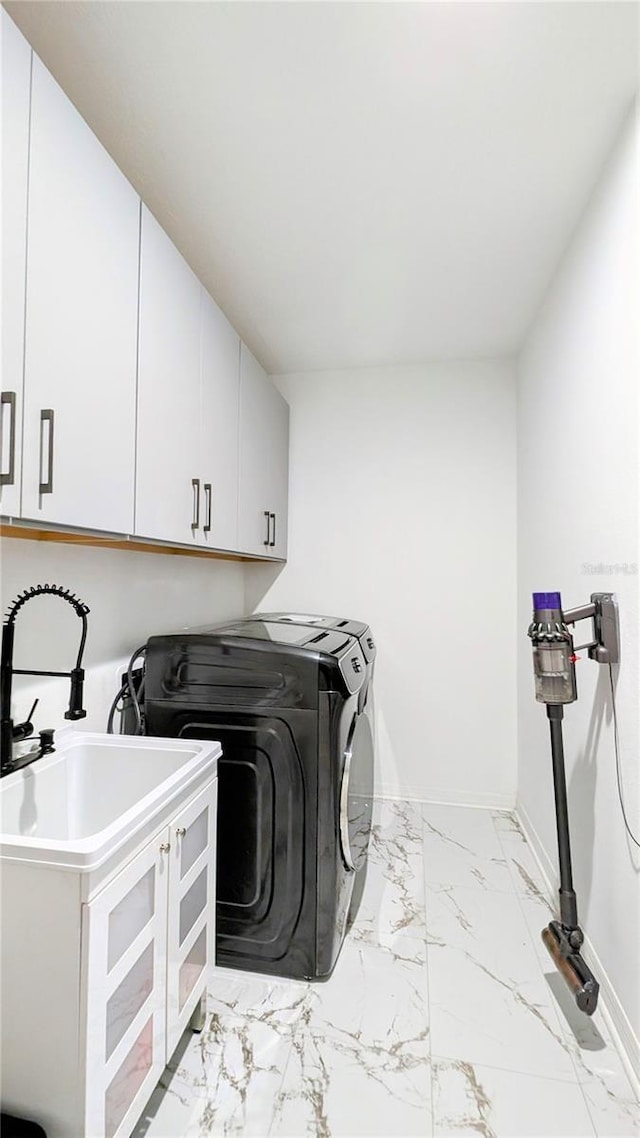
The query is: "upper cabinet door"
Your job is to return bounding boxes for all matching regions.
[1,12,31,517]
[136,206,202,545]
[237,344,289,558]
[21,57,140,532]
[199,291,240,552]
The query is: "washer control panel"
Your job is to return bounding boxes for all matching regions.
[337,644,367,694]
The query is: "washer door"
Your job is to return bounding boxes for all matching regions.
[339,712,374,871]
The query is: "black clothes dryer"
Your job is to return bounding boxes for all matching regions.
[211,610,377,882]
[143,620,374,981]
[249,612,376,929]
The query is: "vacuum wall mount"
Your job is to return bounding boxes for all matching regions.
[527,591,619,1016]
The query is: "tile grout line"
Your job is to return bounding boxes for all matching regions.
[428,1049,629,1091]
[421,807,436,1138]
[373,797,435,1136]
[491,812,600,1138]
[265,1026,296,1138]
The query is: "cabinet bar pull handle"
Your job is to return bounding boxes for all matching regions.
[176,827,186,838]
[203,484,212,533]
[270,512,276,548]
[263,510,270,546]
[39,409,54,495]
[191,478,200,531]
[159,842,171,853]
[0,391,17,486]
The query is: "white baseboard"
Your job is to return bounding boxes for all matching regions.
[516,799,640,1090]
[375,782,515,811]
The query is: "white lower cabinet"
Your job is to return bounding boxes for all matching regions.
[83,837,168,1138]
[84,780,217,1138]
[0,775,217,1138]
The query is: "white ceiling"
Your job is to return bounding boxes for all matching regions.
[5,1,638,374]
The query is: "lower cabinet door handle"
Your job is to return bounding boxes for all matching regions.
[39,409,54,495]
[159,842,171,853]
[263,510,270,546]
[203,484,212,533]
[269,512,276,548]
[0,391,17,487]
[191,478,200,531]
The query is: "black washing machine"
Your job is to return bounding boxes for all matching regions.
[143,620,374,981]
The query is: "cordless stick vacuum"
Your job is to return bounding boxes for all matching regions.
[527,591,619,1017]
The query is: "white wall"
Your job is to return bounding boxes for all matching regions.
[517,104,639,1066]
[0,539,245,739]
[246,360,517,807]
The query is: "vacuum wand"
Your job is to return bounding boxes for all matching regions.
[547,705,577,931]
[528,590,619,1017]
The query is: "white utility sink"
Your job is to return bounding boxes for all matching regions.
[0,729,220,871]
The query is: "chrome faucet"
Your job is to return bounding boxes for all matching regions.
[0,584,90,776]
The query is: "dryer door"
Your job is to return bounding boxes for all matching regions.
[339,711,374,871]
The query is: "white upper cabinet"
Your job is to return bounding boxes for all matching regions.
[136,206,202,545]
[237,344,289,558]
[199,292,240,551]
[1,11,31,517]
[20,56,140,533]
[1,26,289,559]
[136,206,240,551]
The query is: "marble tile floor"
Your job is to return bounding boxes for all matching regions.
[133,800,639,1138]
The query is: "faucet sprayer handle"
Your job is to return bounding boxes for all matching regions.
[65,667,86,720]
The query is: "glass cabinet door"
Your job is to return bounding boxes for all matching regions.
[82,834,169,1138]
[165,779,217,1059]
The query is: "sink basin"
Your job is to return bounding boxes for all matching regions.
[0,729,220,871]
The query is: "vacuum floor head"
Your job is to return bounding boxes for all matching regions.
[542,921,599,1016]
